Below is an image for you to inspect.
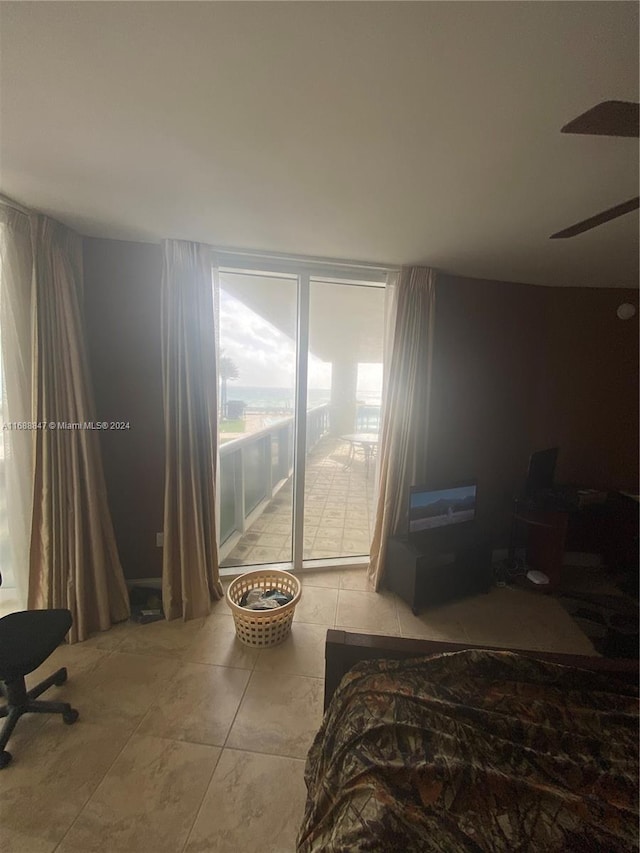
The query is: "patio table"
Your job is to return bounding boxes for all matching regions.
[341,433,379,475]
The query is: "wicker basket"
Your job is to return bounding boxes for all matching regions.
[226,569,302,648]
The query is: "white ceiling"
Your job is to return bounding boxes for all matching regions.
[0,1,638,288]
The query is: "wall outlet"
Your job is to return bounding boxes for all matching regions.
[156,532,164,548]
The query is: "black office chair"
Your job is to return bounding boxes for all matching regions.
[0,608,79,768]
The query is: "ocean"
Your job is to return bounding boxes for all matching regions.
[226,387,381,411]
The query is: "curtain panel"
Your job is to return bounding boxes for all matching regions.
[368,266,436,590]
[0,205,34,608]
[28,214,130,642]
[161,239,223,621]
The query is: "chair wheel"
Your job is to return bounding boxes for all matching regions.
[63,708,79,725]
[0,750,12,769]
[54,667,68,686]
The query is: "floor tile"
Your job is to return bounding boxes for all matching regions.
[254,622,330,678]
[296,569,342,588]
[81,620,136,651]
[319,523,346,536]
[293,586,338,625]
[210,590,232,614]
[136,662,250,746]
[339,568,373,591]
[182,613,259,669]
[335,588,399,635]
[256,533,289,548]
[321,510,345,522]
[394,586,600,655]
[108,616,204,659]
[304,509,325,521]
[248,547,283,562]
[0,706,50,748]
[56,735,220,853]
[461,621,540,650]
[0,721,129,846]
[442,602,528,642]
[3,828,58,852]
[226,671,324,759]
[528,617,598,655]
[313,534,341,550]
[396,598,468,642]
[25,644,110,692]
[56,651,180,732]
[516,597,598,654]
[184,749,306,853]
[342,540,370,556]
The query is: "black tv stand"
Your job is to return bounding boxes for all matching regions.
[386,531,493,614]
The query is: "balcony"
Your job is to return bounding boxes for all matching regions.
[219,404,377,568]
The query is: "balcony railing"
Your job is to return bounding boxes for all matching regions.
[219,403,329,554]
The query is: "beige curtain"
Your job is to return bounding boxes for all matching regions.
[368,266,437,590]
[161,239,222,621]
[28,215,130,642]
[0,204,34,609]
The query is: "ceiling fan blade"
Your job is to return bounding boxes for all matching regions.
[561,101,639,138]
[550,197,640,239]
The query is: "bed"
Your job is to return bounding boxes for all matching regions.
[297,631,639,852]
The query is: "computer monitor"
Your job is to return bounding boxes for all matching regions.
[525,447,558,496]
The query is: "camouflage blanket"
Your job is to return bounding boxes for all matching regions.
[297,650,639,852]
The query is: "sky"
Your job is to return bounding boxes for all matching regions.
[219,288,382,397]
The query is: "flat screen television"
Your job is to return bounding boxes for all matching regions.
[408,481,477,535]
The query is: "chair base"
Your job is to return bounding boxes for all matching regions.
[0,667,79,768]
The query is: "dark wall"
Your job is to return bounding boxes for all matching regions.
[83,238,164,579]
[427,275,546,543]
[534,286,639,491]
[428,275,639,545]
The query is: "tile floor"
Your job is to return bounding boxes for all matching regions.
[0,567,597,853]
[221,436,376,567]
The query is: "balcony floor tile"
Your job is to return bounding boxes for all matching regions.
[221,435,375,569]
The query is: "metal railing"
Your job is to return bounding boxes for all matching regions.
[355,404,381,432]
[219,403,329,548]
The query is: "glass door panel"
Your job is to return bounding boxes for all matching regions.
[217,271,297,568]
[304,280,385,561]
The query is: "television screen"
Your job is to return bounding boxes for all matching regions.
[409,482,477,534]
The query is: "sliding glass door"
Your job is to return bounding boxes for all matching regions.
[217,262,385,572]
[303,279,385,562]
[217,271,297,567]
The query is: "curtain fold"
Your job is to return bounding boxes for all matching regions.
[28,214,130,642]
[161,239,222,621]
[0,205,34,609]
[368,266,436,590]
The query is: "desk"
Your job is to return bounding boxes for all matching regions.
[511,491,637,593]
[510,502,568,592]
[341,433,379,475]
